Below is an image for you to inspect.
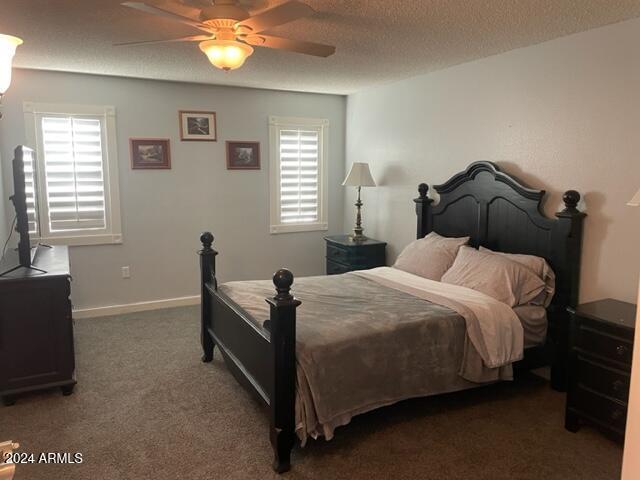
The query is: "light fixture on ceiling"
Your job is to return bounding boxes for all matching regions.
[199,39,254,71]
[119,1,335,72]
[0,33,22,119]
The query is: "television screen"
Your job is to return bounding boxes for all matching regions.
[11,145,39,268]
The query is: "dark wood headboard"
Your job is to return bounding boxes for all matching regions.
[414,161,586,389]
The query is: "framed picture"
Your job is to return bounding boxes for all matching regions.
[226,141,261,170]
[130,138,171,170]
[179,110,217,141]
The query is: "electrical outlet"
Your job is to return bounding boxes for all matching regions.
[121,266,131,279]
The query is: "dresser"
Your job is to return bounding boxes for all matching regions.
[0,246,75,406]
[324,235,386,275]
[565,298,636,442]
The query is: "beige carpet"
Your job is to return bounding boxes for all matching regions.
[1,306,622,480]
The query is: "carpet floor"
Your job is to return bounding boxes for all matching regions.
[1,306,623,480]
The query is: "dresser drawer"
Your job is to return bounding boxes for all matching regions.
[576,356,630,402]
[326,244,350,264]
[571,386,627,434]
[326,260,351,275]
[576,325,633,366]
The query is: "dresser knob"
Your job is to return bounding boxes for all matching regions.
[616,345,629,357]
[612,380,624,392]
[611,409,624,421]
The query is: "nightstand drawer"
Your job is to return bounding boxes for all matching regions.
[326,244,350,264]
[576,356,630,403]
[572,386,627,433]
[577,325,633,366]
[326,260,351,275]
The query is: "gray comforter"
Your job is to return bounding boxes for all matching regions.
[219,271,514,442]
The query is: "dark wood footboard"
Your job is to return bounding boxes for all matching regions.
[198,233,300,473]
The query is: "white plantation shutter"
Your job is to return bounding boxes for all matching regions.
[270,117,328,234]
[24,102,122,246]
[41,116,107,232]
[279,129,319,224]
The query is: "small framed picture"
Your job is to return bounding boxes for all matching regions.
[226,141,261,170]
[179,111,217,141]
[130,138,171,170]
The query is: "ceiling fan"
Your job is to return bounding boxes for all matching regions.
[118,0,336,71]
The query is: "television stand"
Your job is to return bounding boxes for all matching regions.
[0,245,75,405]
[0,264,47,277]
[0,244,50,277]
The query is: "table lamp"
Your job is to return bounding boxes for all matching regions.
[342,162,376,241]
[628,188,640,207]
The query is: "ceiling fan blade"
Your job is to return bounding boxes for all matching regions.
[115,34,213,47]
[238,1,315,34]
[245,34,335,57]
[121,2,212,33]
[148,0,202,20]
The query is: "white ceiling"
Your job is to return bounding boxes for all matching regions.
[2,0,640,95]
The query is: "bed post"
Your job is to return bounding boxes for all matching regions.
[266,269,301,473]
[550,191,586,390]
[414,183,434,239]
[199,232,218,363]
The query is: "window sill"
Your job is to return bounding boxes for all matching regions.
[270,223,328,234]
[36,234,123,247]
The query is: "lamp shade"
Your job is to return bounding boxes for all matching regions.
[629,188,640,207]
[342,162,376,187]
[0,34,22,94]
[199,39,253,71]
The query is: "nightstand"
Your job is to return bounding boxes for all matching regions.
[565,298,636,442]
[324,235,386,275]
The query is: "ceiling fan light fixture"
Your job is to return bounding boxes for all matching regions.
[199,39,253,71]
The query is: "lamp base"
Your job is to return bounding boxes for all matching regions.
[349,229,367,243]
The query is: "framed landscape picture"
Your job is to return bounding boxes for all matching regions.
[130,138,171,170]
[226,141,260,170]
[179,110,217,141]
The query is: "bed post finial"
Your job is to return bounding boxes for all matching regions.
[199,232,218,363]
[200,231,214,250]
[266,268,301,473]
[414,183,434,239]
[273,269,295,302]
[561,190,580,213]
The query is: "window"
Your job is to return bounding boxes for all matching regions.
[269,116,329,234]
[24,103,122,245]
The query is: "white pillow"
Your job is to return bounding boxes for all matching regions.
[441,246,546,307]
[393,232,470,281]
[479,247,556,307]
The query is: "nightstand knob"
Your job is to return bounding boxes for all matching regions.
[612,380,624,392]
[616,345,629,357]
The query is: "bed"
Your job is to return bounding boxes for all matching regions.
[197,161,586,473]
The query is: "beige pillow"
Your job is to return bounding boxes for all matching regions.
[393,232,470,281]
[441,246,546,307]
[479,247,556,307]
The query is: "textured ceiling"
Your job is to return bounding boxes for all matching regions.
[2,0,640,95]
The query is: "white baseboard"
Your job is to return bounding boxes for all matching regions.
[73,295,200,319]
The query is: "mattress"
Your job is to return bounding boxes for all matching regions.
[219,268,536,442]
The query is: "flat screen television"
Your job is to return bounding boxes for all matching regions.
[0,145,45,276]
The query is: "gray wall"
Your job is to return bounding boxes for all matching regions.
[345,17,640,304]
[1,69,346,310]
